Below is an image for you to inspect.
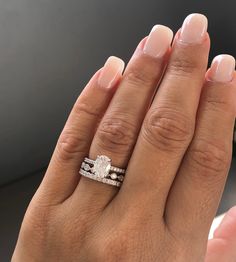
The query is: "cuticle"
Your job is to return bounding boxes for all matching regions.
[175,32,208,46]
[205,75,234,84]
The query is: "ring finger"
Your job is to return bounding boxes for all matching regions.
[73,25,174,208]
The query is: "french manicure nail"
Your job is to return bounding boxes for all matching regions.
[209,54,235,83]
[179,13,208,44]
[98,56,125,88]
[143,25,173,57]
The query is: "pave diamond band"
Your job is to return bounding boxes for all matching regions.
[79,155,126,187]
[79,169,122,187]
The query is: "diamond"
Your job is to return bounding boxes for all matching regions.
[110,173,117,180]
[118,175,124,181]
[84,164,90,171]
[92,155,111,178]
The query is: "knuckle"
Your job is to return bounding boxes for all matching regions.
[93,229,131,262]
[204,92,235,115]
[96,116,136,155]
[124,65,154,87]
[57,129,88,161]
[189,139,231,175]
[73,101,101,120]
[56,101,102,162]
[167,55,197,77]
[142,107,194,151]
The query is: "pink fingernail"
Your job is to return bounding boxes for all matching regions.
[214,207,236,240]
[98,56,125,88]
[179,13,208,44]
[143,25,173,57]
[208,54,235,83]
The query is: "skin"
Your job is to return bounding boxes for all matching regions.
[12,25,236,261]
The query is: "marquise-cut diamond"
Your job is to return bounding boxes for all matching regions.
[92,155,111,178]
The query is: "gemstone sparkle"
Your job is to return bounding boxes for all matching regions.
[92,155,111,178]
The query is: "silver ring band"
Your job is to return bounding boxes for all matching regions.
[79,155,126,187]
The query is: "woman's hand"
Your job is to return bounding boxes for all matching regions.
[12,13,236,262]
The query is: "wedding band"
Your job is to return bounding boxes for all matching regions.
[79,155,126,187]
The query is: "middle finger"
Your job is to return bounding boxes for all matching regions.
[118,13,210,216]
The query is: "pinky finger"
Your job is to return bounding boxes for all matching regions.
[33,56,125,205]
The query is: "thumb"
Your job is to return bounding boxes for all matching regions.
[205,206,236,262]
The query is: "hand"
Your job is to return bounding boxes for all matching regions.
[12,13,236,262]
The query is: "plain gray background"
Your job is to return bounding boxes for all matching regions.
[0,0,236,261]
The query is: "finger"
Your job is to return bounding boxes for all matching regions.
[165,55,236,239]
[117,14,210,215]
[34,56,125,205]
[206,207,236,262]
[73,25,173,208]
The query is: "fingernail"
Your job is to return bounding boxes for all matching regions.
[209,54,235,82]
[98,56,125,88]
[214,207,236,239]
[143,25,173,57]
[179,13,208,44]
